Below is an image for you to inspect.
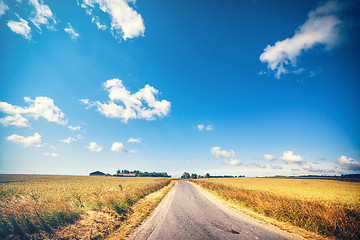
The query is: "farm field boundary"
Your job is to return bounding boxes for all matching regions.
[190,179,360,240]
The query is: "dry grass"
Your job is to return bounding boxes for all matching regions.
[106,181,175,239]
[0,174,171,239]
[191,178,360,240]
[203,178,360,204]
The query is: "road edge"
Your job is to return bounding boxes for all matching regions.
[129,180,179,240]
[105,180,176,240]
[188,181,306,240]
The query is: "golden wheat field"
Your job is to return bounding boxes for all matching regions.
[192,178,360,239]
[204,177,360,204]
[0,174,171,239]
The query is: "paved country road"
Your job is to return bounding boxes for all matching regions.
[132,181,303,240]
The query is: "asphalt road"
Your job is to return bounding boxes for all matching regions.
[132,181,301,240]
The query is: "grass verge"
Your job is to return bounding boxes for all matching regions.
[105,181,175,239]
[190,179,360,240]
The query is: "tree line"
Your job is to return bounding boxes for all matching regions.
[180,172,245,179]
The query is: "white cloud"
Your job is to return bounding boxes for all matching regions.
[260,1,343,78]
[60,137,77,144]
[7,132,43,148]
[64,23,80,40]
[211,146,236,158]
[7,16,32,39]
[263,154,275,161]
[68,125,81,131]
[337,155,360,171]
[44,152,59,157]
[197,124,214,131]
[0,96,67,127]
[205,125,214,131]
[87,142,102,152]
[0,1,9,17]
[0,114,30,127]
[211,146,240,166]
[128,137,141,143]
[197,124,204,131]
[224,158,240,166]
[91,15,107,30]
[83,79,171,123]
[80,0,145,40]
[111,141,127,152]
[29,0,57,30]
[271,165,283,170]
[279,150,304,164]
[300,163,335,173]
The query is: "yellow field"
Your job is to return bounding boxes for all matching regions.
[0,174,171,239]
[203,177,360,204]
[192,178,360,240]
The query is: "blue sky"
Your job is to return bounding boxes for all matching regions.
[0,0,359,177]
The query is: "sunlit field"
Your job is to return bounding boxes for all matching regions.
[0,174,171,239]
[204,177,360,204]
[192,178,360,239]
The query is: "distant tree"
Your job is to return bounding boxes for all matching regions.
[205,173,210,178]
[190,173,197,179]
[181,172,190,179]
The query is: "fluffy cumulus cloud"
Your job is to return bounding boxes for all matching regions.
[337,155,360,171]
[64,23,80,40]
[279,150,304,164]
[128,137,141,143]
[60,137,77,144]
[211,146,236,158]
[0,1,9,17]
[111,142,127,152]
[260,1,343,78]
[211,146,240,166]
[0,114,30,127]
[0,97,67,127]
[262,154,275,161]
[7,132,43,148]
[197,124,214,131]
[44,152,59,157]
[7,16,32,39]
[82,79,171,123]
[80,0,145,40]
[224,158,241,166]
[87,142,102,152]
[29,0,57,30]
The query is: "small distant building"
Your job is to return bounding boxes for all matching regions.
[90,171,105,176]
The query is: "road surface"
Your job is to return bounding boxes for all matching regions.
[132,181,302,240]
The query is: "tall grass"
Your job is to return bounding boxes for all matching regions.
[0,175,170,239]
[192,179,360,239]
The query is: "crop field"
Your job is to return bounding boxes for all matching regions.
[192,178,360,239]
[0,174,171,239]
